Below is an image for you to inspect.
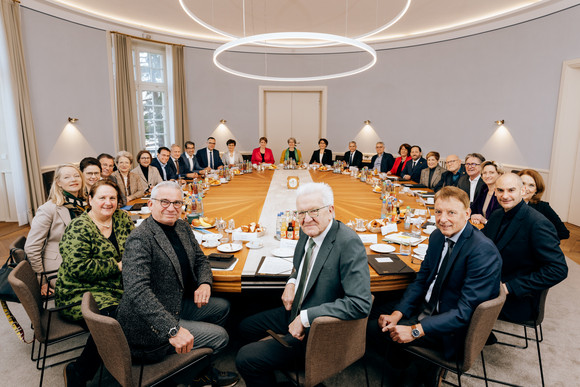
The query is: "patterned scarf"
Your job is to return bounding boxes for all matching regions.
[63,190,87,219]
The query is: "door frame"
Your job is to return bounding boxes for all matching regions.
[259,86,328,140]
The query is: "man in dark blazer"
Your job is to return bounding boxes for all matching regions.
[179,140,204,178]
[117,181,238,385]
[150,146,178,181]
[370,141,395,173]
[482,173,568,323]
[368,187,501,383]
[196,136,224,170]
[236,183,373,387]
[343,141,363,169]
[401,145,427,182]
[433,154,466,192]
[457,153,485,203]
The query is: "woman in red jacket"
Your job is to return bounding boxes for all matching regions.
[251,137,275,164]
[389,143,412,176]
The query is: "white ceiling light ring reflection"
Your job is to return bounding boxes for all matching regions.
[179,0,411,48]
[213,32,377,82]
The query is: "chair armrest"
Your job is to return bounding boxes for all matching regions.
[47,301,81,313]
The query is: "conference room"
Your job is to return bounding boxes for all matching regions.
[1,1,579,386]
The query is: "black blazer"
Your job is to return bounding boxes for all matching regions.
[343,150,363,169]
[179,153,203,175]
[401,157,427,182]
[457,174,485,203]
[397,223,502,359]
[309,149,333,165]
[369,153,395,173]
[196,147,224,169]
[529,201,570,240]
[482,202,568,322]
[150,157,178,181]
[433,166,466,192]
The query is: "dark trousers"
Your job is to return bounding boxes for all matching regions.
[235,306,307,387]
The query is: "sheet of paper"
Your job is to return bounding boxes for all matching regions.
[279,239,298,249]
[414,209,427,216]
[358,234,378,244]
[375,257,393,263]
[381,224,398,235]
[232,231,259,241]
[257,257,293,275]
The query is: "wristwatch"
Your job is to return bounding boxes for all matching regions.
[411,325,421,339]
[168,326,180,338]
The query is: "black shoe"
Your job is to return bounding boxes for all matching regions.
[63,362,85,387]
[210,368,239,387]
[190,373,212,387]
[485,332,498,346]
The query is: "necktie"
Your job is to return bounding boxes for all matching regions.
[290,238,316,321]
[174,159,179,174]
[413,161,417,170]
[424,238,455,316]
[350,152,354,165]
[209,151,214,169]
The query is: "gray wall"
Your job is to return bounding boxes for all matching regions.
[20,5,580,169]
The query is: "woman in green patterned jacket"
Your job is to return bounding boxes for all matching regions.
[56,179,134,385]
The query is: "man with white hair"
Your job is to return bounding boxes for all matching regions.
[236,182,373,387]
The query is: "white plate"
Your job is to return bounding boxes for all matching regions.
[271,247,295,258]
[355,227,367,233]
[202,241,220,248]
[217,243,243,253]
[192,223,215,229]
[369,244,396,253]
[246,241,264,249]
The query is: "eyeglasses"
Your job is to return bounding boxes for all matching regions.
[465,163,481,167]
[151,198,184,209]
[297,205,329,219]
[85,172,100,176]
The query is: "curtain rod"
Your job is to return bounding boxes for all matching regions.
[111,31,184,47]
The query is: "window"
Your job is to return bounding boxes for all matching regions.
[133,43,171,153]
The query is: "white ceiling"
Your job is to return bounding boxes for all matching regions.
[25,0,580,48]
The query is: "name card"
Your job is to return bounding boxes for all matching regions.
[381,223,398,235]
[358,234,378,244]
[280,239,299,249]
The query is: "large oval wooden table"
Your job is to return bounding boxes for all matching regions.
[188,168,432,294]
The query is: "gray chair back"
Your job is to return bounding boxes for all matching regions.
[462,285,507,371]
[9,236,28,263]
[8,261,45,340]
[81,292,135,387]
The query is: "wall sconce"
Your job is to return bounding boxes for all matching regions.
[495,120,504,125]
[68,117,78,123]
[220,119,227,124]
[364,120,371,125]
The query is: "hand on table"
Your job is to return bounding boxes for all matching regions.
[194,283,211,308]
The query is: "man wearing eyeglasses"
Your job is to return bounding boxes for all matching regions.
[433,154,466,192]
[196,136,224,171]
[457,153,486,203]
[236,182,372,387]
[117,181,239,386]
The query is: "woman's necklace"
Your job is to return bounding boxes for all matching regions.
[89,211,112,229]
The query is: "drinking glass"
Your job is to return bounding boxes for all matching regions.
[400,242,411,256]
[216,218,227,243]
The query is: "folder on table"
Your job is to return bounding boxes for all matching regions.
[368,253,416,276]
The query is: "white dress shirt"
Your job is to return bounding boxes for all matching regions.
[469,175,481,202]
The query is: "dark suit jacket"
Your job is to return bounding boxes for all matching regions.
[530,201,570,240]
[433,166,466,192]
[290,220,373,323]
[369,153,395,173]
[343,150,363,169]
[397,223,502,359]
[309,149,333,165]
[150,157,178,181]
[482,202,568,323]
[179,153,203,175]
[457,174,485,202]
[117,217,213,360]
[196,147,224,169]
[401,157,427,182]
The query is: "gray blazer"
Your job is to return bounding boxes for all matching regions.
[117,216,213,358]
[131,165,163,190]
[291,219,372,322]
[419,165,446,189]
[24,201,71,276]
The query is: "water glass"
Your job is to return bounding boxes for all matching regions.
[400,243,411,256]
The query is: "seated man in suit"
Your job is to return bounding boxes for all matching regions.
[368,187,502,385]
[344,141,363,169]
[457,153,485,203]
[482,173,568,323]
[180,140,204,178]
[433,154,465,192]
[236,182,373,387]
[116,181,238,386]
[370,141,395,173]
[170,144,184,177]
[401,145,427,182]
[97,153,115,179]
[150,146,178,181]
[196,137,224,171]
